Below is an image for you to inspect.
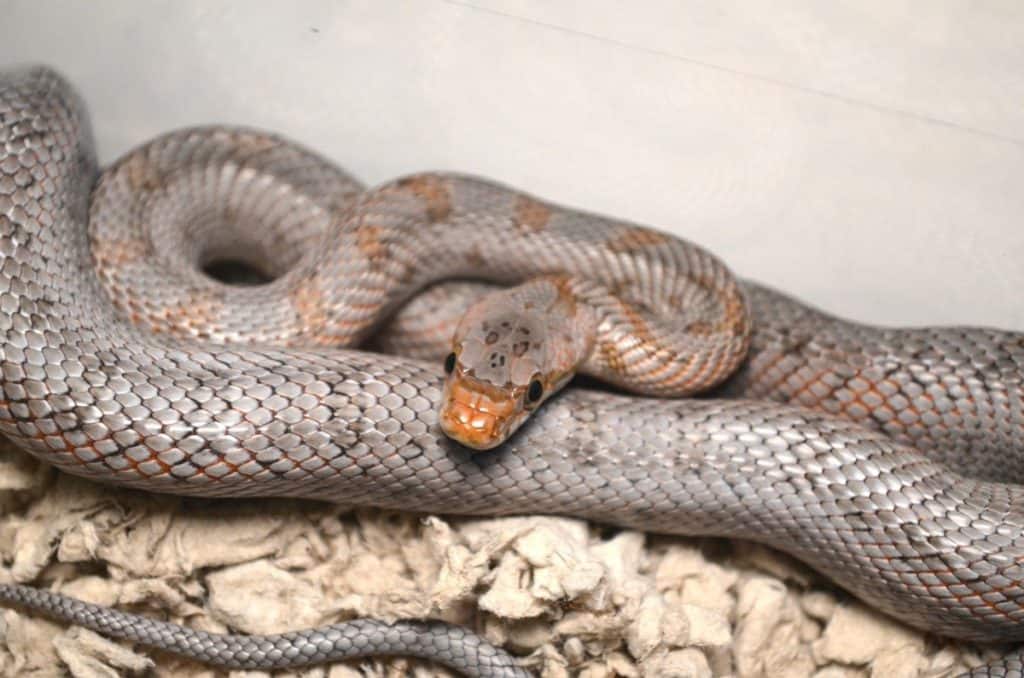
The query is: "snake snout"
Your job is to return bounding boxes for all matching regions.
[439,376,519,450]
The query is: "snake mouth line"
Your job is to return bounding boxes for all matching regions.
[439,376,519,450]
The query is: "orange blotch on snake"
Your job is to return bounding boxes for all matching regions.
[91,236,148,268]
[229,130,281,153]
[355,223,389,266]
[599,340,628,376]
[120,152,165,193]
[290,277,348,345]
[149,289,226,340]
[513,195,551,233]
[395,175,452,222]
[605,226,670,254]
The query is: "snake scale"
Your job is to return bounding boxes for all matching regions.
[1,66,1023,677]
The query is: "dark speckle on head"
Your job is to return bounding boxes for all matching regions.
[501,321,511,328]
[513,341,530,357]
[485,331,499,345]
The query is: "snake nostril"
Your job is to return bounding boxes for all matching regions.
[201,258,275,286]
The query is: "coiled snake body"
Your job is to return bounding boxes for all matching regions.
[1,66,1023,677]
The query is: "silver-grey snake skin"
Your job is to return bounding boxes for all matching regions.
[0,66,1023,677]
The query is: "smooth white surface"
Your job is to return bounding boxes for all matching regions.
[2,1,1022,328]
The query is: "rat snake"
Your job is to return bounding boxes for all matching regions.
[0,66,1022,677]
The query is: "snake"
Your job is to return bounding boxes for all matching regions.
[82,114,750,452]
[0,65,1023,677]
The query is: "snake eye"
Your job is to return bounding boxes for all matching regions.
[526,379,544,404]
[444,352,457,374]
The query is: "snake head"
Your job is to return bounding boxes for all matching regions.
[439,314,552,450]
[438,280,587,450]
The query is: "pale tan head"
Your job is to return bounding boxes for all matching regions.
[439,276,593,450]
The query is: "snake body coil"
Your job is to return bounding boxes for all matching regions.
[1,66,1024,677]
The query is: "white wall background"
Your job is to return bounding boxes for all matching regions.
[2,1,1022,328]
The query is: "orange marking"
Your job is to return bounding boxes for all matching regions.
[514,195,551,233]
[599,340,628,376]
[620,303,662,360]
[230,130,281,154]
[290,277,346,345]
[149,288,226,340]
[788,368,838,406]
[92,237,148,268]
[355,222,388,267]
[605,226,670,254]
[750,350,797,398]
[719,284,750,337]
[664,274,749,343]
[396,176,451,222]
[549,274,581,316]
[598,298,710,392]
[691,274,748,337]
[122,151,165,193]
